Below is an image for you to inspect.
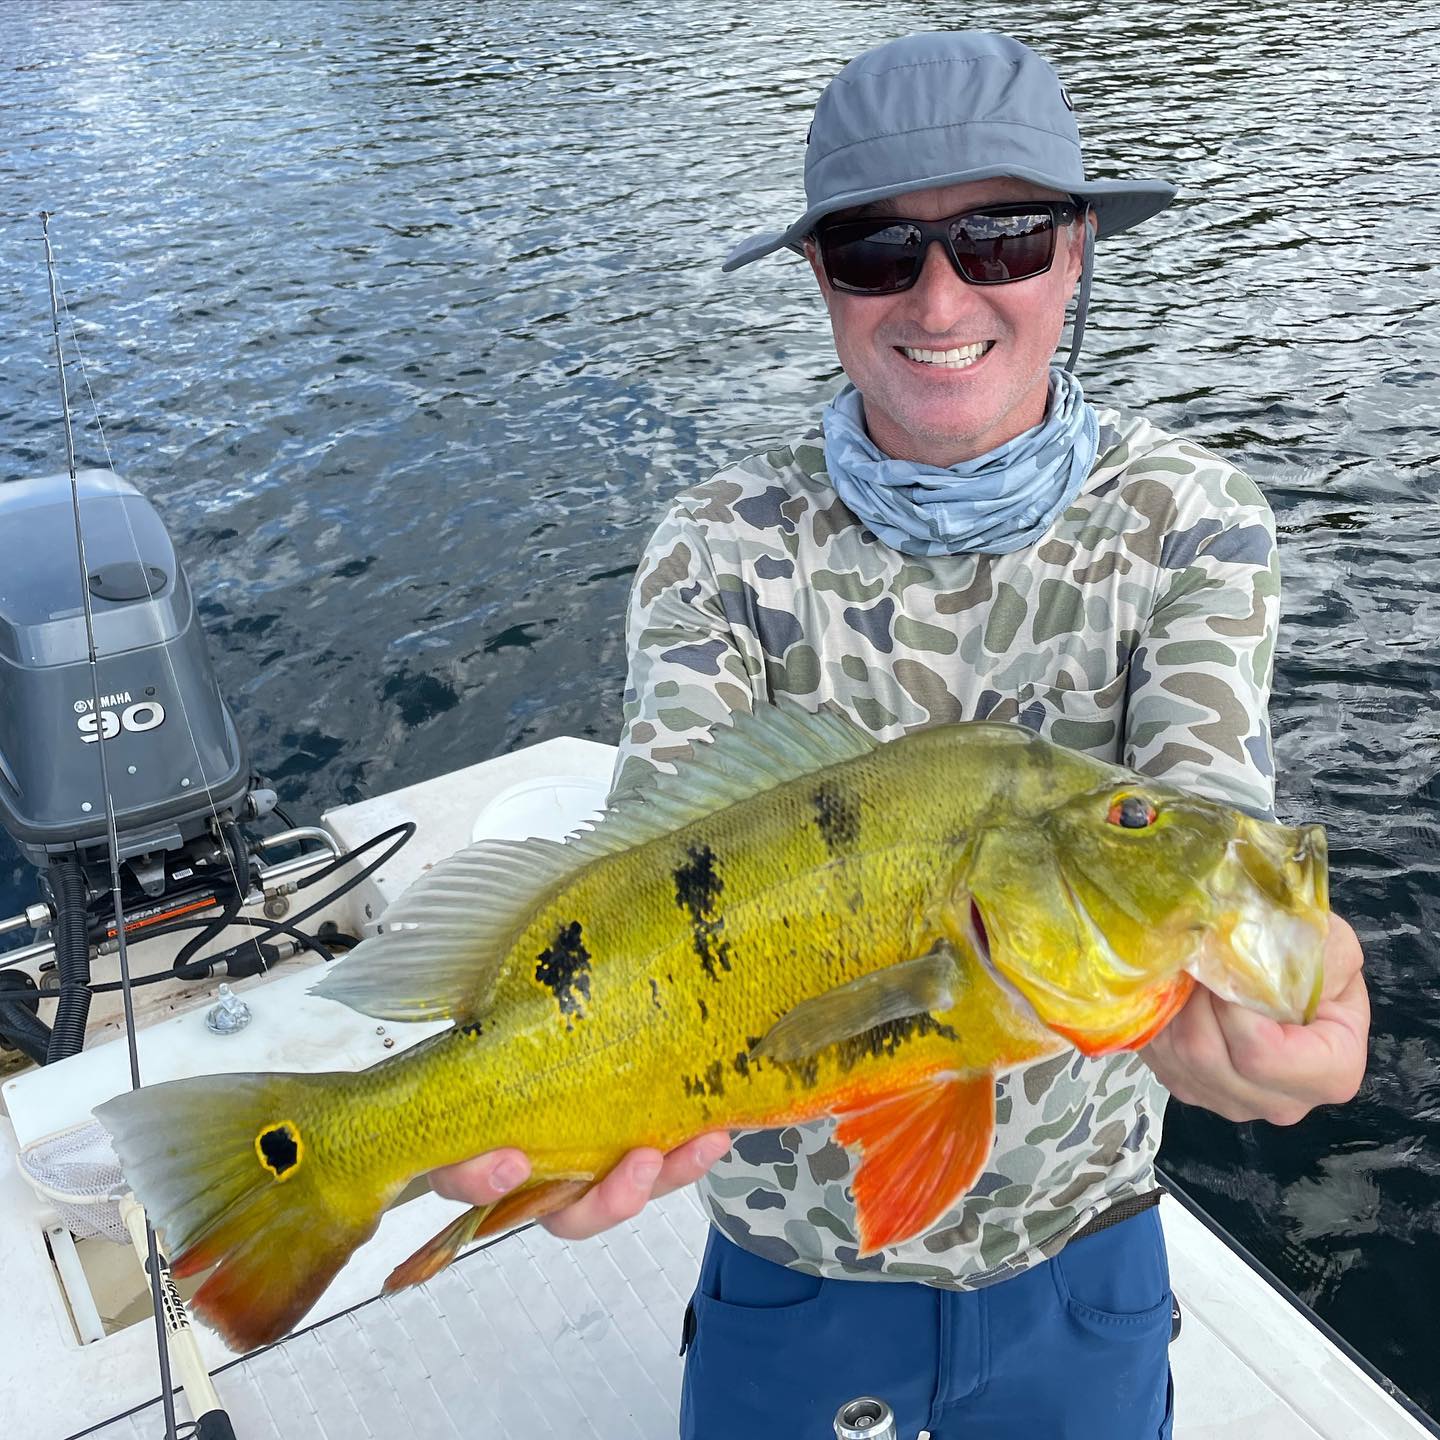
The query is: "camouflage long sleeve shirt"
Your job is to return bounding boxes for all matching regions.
[612,404,1280,1290]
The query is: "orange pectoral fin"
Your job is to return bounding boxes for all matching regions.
[834,1073,996,1257]
[1050,971,1196,1057]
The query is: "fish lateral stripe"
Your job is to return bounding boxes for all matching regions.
[812,779,862,855]
[534,919,592,1022]
[672,843,733,981]
[255,1121,303,1181]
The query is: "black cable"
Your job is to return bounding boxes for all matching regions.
[59,819,412,963]
[291,821,416,906]
[172,821,258,981]
[46,855,91,1063]
[0,998,51,1064]
[0,821,412,1005]
[89,915,333,991]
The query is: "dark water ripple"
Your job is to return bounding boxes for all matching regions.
[1,0,1437,1412]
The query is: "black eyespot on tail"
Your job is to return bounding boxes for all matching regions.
[256,1121,302,1180]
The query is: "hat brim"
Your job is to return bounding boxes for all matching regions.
[722,168,1176,272]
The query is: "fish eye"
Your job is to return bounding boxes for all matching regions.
[1107,794,1157,829]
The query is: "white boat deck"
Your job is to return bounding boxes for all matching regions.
[0,741,1433,1440]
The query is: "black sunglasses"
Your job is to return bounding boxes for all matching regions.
[814,201,1081,296]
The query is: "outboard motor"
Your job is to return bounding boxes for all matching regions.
[0,469,254,1061]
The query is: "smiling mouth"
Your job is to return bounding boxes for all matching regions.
[897,340,995,370]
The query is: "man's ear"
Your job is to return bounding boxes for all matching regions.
[803,235,829,295]
[1063,209,1096,292]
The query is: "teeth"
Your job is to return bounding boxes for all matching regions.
[901,342,990,368]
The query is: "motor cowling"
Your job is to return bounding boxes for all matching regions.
[0,469,249,870]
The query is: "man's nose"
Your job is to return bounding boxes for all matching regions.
[904,240,982,333]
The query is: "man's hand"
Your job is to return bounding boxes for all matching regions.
[429,1132,732,1240]
[1143,912,1369,1125]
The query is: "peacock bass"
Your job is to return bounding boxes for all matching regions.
[96,703,1329,1352]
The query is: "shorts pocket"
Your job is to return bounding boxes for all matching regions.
[1051,1207,1173,1339]
[694,1230,825,1323]
[680,1234,832,1436]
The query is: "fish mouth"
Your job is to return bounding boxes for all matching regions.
[1184,819,1329,1023]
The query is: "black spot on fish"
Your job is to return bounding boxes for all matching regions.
[674,843,721,918]
[812,780,861,855]
[649,978,662,1011]
[733,1050,751,1079]
[459,1020,483,1038]
[773,1055,820,1091]
[257,1123,300,1179]
[835,1013,958,1072]
[673,844,733,982]
[697,996,709,1023]
[535,920,592,1024]
[682,1061,727,1099]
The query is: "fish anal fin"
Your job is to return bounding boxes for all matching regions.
[1052,971,1196,1057]
[471,1175,593,1239]
[751,945,960,1063]
[383,1176,594,1293]
[834,1073,996,1256]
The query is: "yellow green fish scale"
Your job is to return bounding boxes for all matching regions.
[310,726,1083,1192]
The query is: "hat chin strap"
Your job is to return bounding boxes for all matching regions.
[1062,214,1095,374]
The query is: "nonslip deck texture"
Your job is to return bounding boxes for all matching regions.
[87,1190,708,1440]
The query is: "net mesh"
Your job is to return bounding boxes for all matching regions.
[18,1119,128,1243]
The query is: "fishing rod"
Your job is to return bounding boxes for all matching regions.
[40,211,238,1440]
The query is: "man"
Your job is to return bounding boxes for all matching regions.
[435,31,1369,1438]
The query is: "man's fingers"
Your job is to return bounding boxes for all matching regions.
[540,1149,667,1241]
[542,1134,732,1240]
[429,1148,531,1206]
[1320,913,1364,1001]
[650,1132,732,1201]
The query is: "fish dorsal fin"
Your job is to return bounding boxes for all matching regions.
[313,703,878,1023]
[311,836,577,1022]
[569,700,879,860]
[750,945,960,1063]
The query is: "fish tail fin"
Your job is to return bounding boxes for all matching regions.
[95,1071,392,1353]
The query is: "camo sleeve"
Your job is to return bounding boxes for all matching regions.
[611,499,756,798]
[1123,465,1280,819]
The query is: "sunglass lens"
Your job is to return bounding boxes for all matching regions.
[822,221,923,294]
[950,210,1056,283]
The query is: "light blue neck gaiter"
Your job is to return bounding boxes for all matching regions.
[820,367,1099,557]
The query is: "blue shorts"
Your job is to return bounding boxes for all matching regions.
[679,1208,1175,1440]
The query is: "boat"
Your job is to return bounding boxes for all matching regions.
[1,230,1434,1438]
[2,680,1437,1438]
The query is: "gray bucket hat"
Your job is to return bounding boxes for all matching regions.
[723,31,1176,272]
